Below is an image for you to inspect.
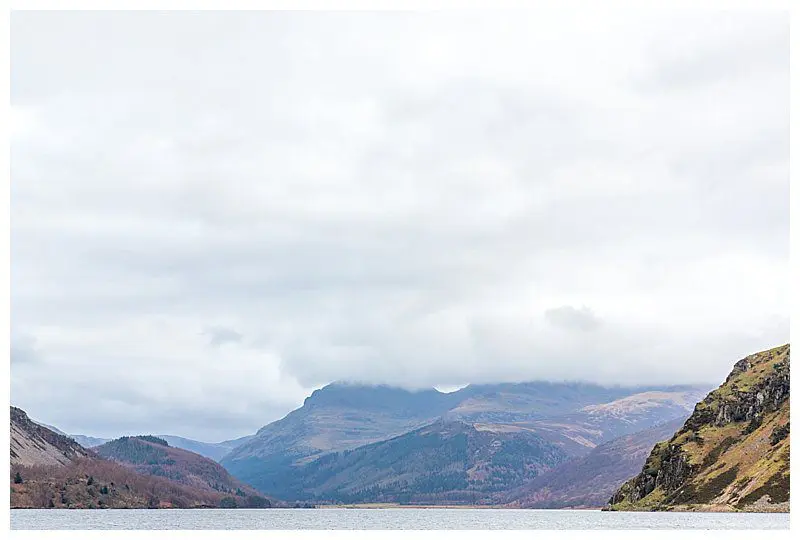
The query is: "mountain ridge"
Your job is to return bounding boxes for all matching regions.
[245,418,569,504]
[95,436,270,505]
[222,380,709,499]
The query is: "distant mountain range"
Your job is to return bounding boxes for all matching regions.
[70,434,113,449]
[155,435,255,462]
[220,381,709,503]
[19,378,710,507]
[32,427,253,463]
[19,345,787,512]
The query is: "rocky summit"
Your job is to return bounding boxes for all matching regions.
[607,344,789,512]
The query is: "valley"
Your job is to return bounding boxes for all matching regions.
[11,344,789,511]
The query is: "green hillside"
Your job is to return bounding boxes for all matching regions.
[608,344,789,512]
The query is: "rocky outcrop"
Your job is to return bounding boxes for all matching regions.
[712,360,788,428]
[10,407,90,467]
[607,344,790,512]
[608,441,693,506]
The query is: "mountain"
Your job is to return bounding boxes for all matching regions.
[222,380,709,499]
[154,435,251,462]
[29,417,110,448]
[503,387,708,456]
[10,407,273,509]
[71,434,112,448]
[607,344,790,512]
[444,381,676,422]
[53,432,251,462]
[28,410,253,461]
[223,383,460,475]
[507,417,687,508]
[245,419,568,503]
[32,421,67,436]
[95,435,267,503]
[12,407,90,467]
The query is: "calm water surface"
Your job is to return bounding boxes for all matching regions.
[10,508,790,530]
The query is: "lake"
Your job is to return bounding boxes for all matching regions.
[10,508,790,529]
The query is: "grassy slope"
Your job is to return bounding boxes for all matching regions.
[608,344,789,512]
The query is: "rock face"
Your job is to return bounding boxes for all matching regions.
[607,344,790,512]
[11,407,89,467]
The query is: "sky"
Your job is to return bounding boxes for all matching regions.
[10,10,789,442]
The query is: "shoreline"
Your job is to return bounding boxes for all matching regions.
[316,504,601,510]
[10,505,788,513]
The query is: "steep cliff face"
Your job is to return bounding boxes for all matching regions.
[11,407,89,467]
[607,344,789,512]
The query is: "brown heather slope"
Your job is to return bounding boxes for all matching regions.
[607,344,789,512]
[508,417,687,508]
[95,435,265,500]
[9,407,272,509]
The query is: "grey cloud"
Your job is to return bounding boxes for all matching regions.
[10,335,41,365]
[544,306,602,332]
[634,14,788,93]
[10,341,306,442]
[203,326,244,348]
[9,11,788,440]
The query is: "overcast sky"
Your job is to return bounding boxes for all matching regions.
[10,11,788,442]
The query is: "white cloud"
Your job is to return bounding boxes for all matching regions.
[10,10,788,440]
